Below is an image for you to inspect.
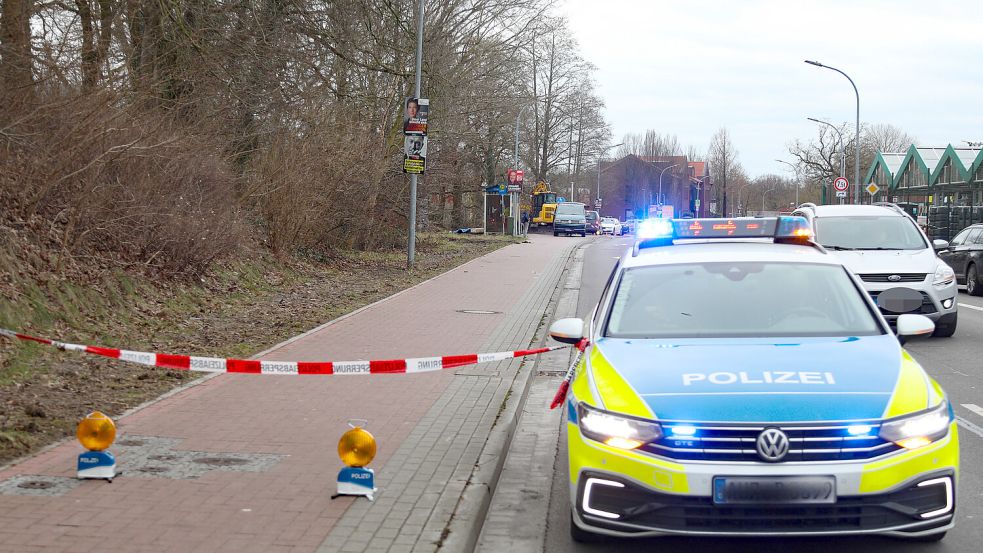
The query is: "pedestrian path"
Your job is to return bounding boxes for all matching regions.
[0,234,584,553]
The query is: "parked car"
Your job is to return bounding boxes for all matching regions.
[622,218,637,235]
[553,202,587,237]
[938,223,983,296]
[599,217,622,235]
[792,202,958,337]
[586,211,601,235]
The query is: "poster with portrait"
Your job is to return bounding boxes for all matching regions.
[403,97,429,135]
[403,134,427,174]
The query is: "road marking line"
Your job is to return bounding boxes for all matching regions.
[958,303,983,312]
[961,403,983,418]
[956,416,983,439]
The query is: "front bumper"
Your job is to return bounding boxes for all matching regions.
[863,281,957,322]
[568,421,959,537]
[554,223,586,234]
[574,471,954,537]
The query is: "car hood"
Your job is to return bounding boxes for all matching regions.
[824,247,938,275]
[587,335,934,423]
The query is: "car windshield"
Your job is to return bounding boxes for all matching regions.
[815,216,926,250]
[606,262,881,338]
[556,204,584,216]
[602,218,617,223]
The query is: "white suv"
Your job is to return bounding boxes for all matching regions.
[792,203,958,337]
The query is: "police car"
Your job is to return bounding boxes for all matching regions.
[549,217,959,542]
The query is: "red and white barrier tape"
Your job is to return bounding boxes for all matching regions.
[0,328,566,376]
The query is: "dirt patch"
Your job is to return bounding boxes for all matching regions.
[0,233,519,465]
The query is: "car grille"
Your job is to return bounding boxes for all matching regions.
[642,423,900,462]
[867,290,937,315]
[859,273,927,283]
[581,473,951,534]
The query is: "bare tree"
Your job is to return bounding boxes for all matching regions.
[708,127,738,216]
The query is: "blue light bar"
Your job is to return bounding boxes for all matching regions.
[633,217,814,255]
[669,425,697,437]
[637,218,674,241]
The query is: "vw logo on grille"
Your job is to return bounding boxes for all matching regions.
[887,274,902,282]
[756,428,789,462]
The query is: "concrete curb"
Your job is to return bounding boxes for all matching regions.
[472,242,585,553]
[437,239,591,553]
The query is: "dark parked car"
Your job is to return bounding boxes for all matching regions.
[586,210,600,235]
[553,202,587,237]
[939,223,983,296]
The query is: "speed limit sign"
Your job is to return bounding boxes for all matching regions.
[833,177,849,192]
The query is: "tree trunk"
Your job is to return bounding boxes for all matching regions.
[0,0,34,101]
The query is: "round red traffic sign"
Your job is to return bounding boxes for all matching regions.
[833,177,849,192]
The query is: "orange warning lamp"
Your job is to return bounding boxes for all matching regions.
[77,411,116,451]
[76,411,117,480]
[338,426,377,468]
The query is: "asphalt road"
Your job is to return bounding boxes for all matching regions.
[543,236,983,553]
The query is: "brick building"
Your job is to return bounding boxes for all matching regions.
[596,154,706,219]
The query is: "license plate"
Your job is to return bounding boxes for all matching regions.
[713,476,836,505]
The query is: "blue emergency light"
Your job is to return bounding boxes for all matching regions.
[633,216,814,255]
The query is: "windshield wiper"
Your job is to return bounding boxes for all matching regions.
[823,245,857,251]
[854,247,904,251]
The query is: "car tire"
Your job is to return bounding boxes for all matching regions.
[570,513,606,543]
[967,264,981,296]
[553,231,558,237]
[932,312,957,338]
[580,232,586,237]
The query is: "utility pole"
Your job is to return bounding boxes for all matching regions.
[407,1,425,268]
[805,60,860,204]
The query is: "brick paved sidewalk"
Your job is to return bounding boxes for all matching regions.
[0,234,583,553]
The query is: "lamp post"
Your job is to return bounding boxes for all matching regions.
[805,60,860,204]
[407,0,425,267]
[775,159,800,207]
[658,163,680,217]
[596,142,624,210]
[735,183,751,216]
[807,117,846,181]
[512,105,532,236]
[762,187,777,214]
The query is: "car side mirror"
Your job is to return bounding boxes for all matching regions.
[933,239,949,251]
[549,318,584,345]
[896,314,935,343]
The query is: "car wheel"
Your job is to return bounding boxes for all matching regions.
[968,264,981,296]
[932,312,957,338]
[553,231,558,237]
[570,512,607,543]
[580,232,586,237]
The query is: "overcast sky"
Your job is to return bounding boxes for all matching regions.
[560,0,983,178]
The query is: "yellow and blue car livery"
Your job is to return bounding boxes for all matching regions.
[564,217,958,540]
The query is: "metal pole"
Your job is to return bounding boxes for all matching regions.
[594,143,624,212]
[776,159,800,207]
[762,188,776,213]
[658,163,679,217]
[737,183,750,216]
[805,61,860,204]
[807,117,846,205]
[407,0,425,267]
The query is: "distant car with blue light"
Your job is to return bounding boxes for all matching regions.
[549,216,959,542]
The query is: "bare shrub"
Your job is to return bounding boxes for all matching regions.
[0,91,243,276]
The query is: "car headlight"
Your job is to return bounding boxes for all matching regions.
[933,262,955,288]
[879,399,951,450]
[577,403,662,450]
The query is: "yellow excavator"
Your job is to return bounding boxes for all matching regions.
[530,181,559,227]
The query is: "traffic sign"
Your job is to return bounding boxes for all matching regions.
[833,177,849,192]
[866,183,880,195]
[835,190,847,199]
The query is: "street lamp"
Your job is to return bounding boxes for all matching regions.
[775,159,800,207]
[596,142,624,210]
[805,60,860,204]
[658,163,680,217]
[736,183,751,216]
[807,117,846,181]
[762,187,777,213]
